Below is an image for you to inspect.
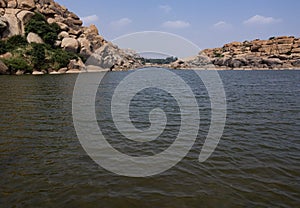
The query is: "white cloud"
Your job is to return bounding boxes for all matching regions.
[213,21,232,29]
[162,20,190,29]
[110,18,132,29]
[81,15,99,25]
[244,15,282,25]
[159,5,172,13]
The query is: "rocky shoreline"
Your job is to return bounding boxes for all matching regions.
[0,0,300,75]
[170,36,300,70]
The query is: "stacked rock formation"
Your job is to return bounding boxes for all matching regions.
[171,36,300,70]
[0,0,142,73]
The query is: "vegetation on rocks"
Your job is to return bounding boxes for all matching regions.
[25,12,60,47]
[0,13,83,74]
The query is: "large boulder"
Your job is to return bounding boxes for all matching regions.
[16,10,34,34]
[0,60,9,75]
[27,32,44,44]
[292,59,300,67]
[17,0,36,10]
[7,0,17,8]
[86,43,142,70]
[2,8,22,37]
[0,0,7,7]
[262,58,283,68]
[61,37,79,52]
[67,58,86,71]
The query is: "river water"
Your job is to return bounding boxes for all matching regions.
[0,69,299,207]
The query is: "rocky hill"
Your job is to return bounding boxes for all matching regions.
[172,36,300,70]
[0,0,142,74]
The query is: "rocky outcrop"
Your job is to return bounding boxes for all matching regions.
[0,0,142,73]
[86,42,142,71]
[170,36,300,70]
[198,36,300,69]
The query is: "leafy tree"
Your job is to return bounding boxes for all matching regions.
[25,13,60,46]
[30,43,46,69]
[0,40,8,54]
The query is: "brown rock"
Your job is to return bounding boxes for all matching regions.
[276,38,294,45]
[56,22,69,31]
[7,0,17,8]
[17,0,36,10]
[84,24,99,35]
[2,8,22,37]
[16,10,34,34]
[27,32,44,44]
[277,44,292,54]
[61,37,79,52]
[68,58,85,71]
[78,37,92,56]
[0,52,13,59]
[16,70,25,75]
[292,47,300,53]
[0,60,9,75]
[0,0,6,7]
[58,31,69,40]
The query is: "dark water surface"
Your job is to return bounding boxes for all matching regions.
[0,70,299,208]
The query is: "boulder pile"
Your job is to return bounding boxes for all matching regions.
[0,0,142,73]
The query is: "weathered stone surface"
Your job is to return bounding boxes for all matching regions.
[16,10,34,34]
[198,36,300,69]
[27,32,44,44]
[56,22,69,31]
[61,37,79,52]
[58,31,69,40]
[292,59,300,67]
[32,71,45,75]
[7,0,17,8]
[0,60,9,75]
[86,42,142,71]
[2,8,22,37]
[0,16,8,35]
[17,0,36,10]
[16,70,25,75]
[0,0,6,8]
[67,58,85,71]
[0,52,13,59]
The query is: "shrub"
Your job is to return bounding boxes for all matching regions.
[30,43,46,69]
[0,40,8,54]
[49,48,78,70]
[214,52,224,58]
[6,35,28,50]
[25,13,60,46]
[2,57,33,72]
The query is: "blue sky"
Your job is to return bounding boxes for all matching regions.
[57,0,300,49]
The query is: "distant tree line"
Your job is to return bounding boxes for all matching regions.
[138,56,178,65]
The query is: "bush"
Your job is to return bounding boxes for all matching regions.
[6,35,28,50]
[25,13,60,46]
[30,43,46,69]
[214,52,224,58]
[49,48,78,70]
[0,40,8,54]
[2,57,33,72]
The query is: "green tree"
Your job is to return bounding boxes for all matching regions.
[25,13,60,46]
[30,43,46,69]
